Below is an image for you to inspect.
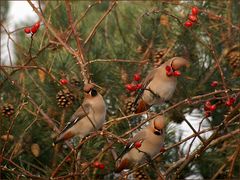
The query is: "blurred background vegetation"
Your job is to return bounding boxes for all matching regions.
[1,1,239,179]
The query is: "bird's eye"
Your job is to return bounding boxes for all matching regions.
[90,89,98,96]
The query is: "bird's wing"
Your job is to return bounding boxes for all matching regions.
[59,103,91,134]
[116,130,146,160]
[134,69,157,105]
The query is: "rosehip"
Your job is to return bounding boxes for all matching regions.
[211,81,218,87]
[225,98,236,106]
[24,27,31,34]
[173,71,181,77]
[184,21,193,28]
[34,22,40,29]
[60,79,68,85]
[133,73,141,81]
[188,14,197,22]
[93,161,100,168]
[31,26,38,34]
[229,97,236,104]
[98,163,105,169]
[136,83,142,90]
[205,101,211,109]
[192,6,199,16]
[134,141,142,148]
[165,65,172,72]
[166,71,173,76]
[209,105,216,111]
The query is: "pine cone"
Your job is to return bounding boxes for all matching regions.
[153,49,167,67]
[56,89,75,108]
[124,98,136,115]
[133,169,150,180]
[227,50,240,77]
[1,104,14,117]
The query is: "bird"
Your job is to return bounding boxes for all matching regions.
[134,57,190,113]
[115,115,165,173]
[54,84,106,144]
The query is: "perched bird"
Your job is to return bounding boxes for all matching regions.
[115,116,165,173]
[134,57,190,113]
[54,84,106,144]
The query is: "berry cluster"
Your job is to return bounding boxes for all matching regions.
[24,21,41,35]
[225,97,236,107]
[184,6,199,28]
[125,73,142,92]
[93,161,105,169]
[165,65,181,77]
[204,101,216,117]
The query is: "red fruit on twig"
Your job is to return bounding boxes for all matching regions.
[34,22,40,29]
[211,81,218,87]
[136,84,142,90]
[31,26,38,34]
[225,97,236,106]
[60,79,68,85]
[191,6,199,16]
[93,161,100,168]
[133,73,141,81]
[209,105,216,111]
[173,71,181,77]
[188,14,198,22]
[134,141,142,148]
[125,84,136,91]
[184,21,193,28]
[98,163,105,169]
[24,27,31,34]
[165,65,172,72]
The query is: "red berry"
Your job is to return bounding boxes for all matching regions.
[98,163,105,169]
[211,81,218,87]
[66,157,71,162]
[166,71,173,76]
[34,22,40,29]
[192,6,199,16]
[225,98,236,106]
[225,100,232,106]
[188,14,197,22]
[93,161,100,168]
[24,27,31,34]
[31,26,38,34]
[229,97,236,104]
[173,71,181,77]
[209,104,216,111]
[60,79,68,85]
[125,84,134,91]
[133,73,141,81]
[134,141,142,148]
[136,83,142,90]
[205,101,211,108]
[165,65,172,72]
[184,21,193,28]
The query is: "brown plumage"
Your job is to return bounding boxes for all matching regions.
[54,84,106,144]
[134,57,190,113]
[115,116,165,173]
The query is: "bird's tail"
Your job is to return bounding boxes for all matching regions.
[125,98,150,114]
[135,100,150,113]
[115,158,130,173]
[53,131,74,145]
